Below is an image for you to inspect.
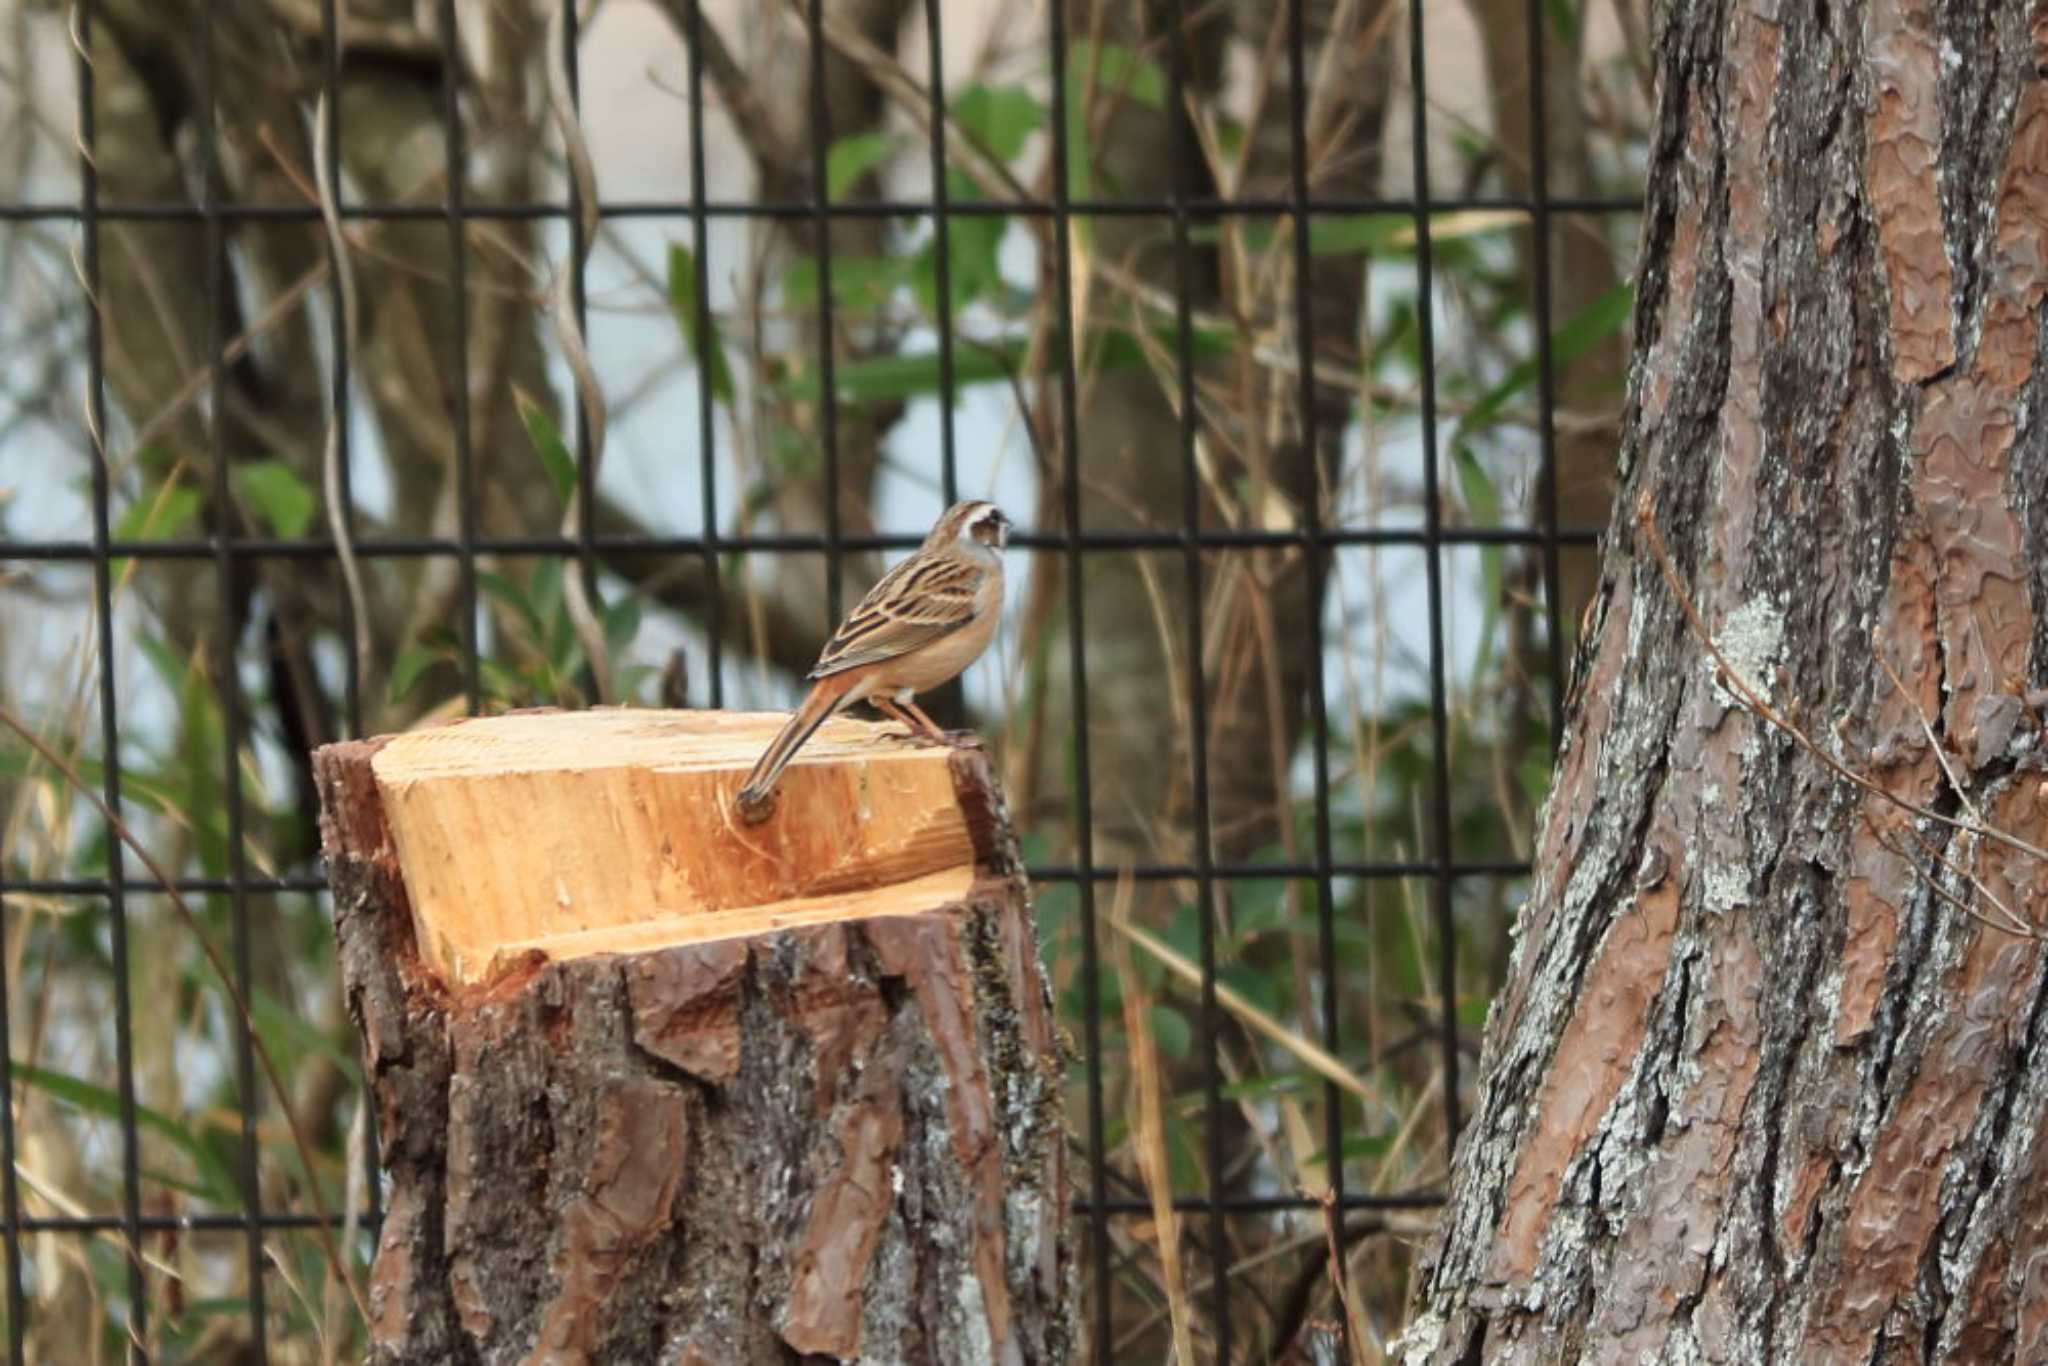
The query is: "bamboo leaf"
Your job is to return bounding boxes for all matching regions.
[952,83,1043,162]
[1456,282,1633,438]
[513,387,576,507]
[13,1063,240,1205]
[232,460,317,539]
[1072,40,1165,108]
[112,484,203,577]
[826,131,896,198]
[388,645,443,704]
[667,242,736,407]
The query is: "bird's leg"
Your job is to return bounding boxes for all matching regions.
[899,698,951,743]
[871,697,921,739]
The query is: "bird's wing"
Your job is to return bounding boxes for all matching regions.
[808,555,986,678]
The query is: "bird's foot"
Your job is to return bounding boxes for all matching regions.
[734,784,778,825]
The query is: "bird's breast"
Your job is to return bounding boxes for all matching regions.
[874,567,1002,693]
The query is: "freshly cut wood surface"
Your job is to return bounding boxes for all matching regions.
[366,708,973,983]
[312,711,1075,1363]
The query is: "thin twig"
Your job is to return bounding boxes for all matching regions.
[543,1,614,702]
[1318,1185,1372,1366]
[1633,493,2048,865]
[1868,820,2035,940]
[782,0,1032,206]
[1110,872,1197,1365]
[1110,914,1380,1104]
[310,95,374,702]
[1871,643,1987,828]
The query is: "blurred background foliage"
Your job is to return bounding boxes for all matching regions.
[0,0,1647,1358]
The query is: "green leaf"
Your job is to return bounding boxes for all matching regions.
[1210,213,1500,260]
[826,131,896,198]
[773,321,1236,405]
[914,173,1009,315]
[1458,993,1493,1032]
[1163,900,1204,967]
[603,594,642,659]
[778,339,1028,405]
[250,987,360,1086]
[783,256,904,315]
[115,486,203,544]
[514,388,576,507]
[13,1063,240,1205]
[1455,282,1633,439]
[388,645,443,704]
[232,460,317,539]
[667,242,736,407]
[1552,281,1635,366]
[1148,1005,1191,1060]
[1061,56,1092,202]
[614,663,659,703]
[112,485,203,576]
[1072,40,1166,108]
[479,656,533,706]
[1218,962,1284,1018]
[1306,214,1413,256]
[1454,446,1506,682]
[1453,446,1502,529]
[953,83,1044,162]
[1232,878,1295,938]
[1546,0,1579,41]
[478,569,544,643]
[1089,322,1236,373]
[1217,1072,1313,1103]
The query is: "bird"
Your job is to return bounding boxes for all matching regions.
[735,499,1009,819]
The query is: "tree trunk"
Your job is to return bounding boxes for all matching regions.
[313,711,1075,1364]
[1405,3,2048,1361]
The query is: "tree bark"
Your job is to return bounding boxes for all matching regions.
[1406,3,2048,1361]
[314,712,1075,1364]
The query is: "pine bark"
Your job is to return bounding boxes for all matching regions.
[1406,3,2048,1361]
[314,729,1074,1365]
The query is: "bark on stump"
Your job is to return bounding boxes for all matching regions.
[313,709,1074,1365]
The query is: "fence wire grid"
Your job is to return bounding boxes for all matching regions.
[0,0,1643,1359]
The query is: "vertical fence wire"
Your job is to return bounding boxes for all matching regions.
[71,3,152,1357]
[922,0,959,506]
[0,0,1646,1356]
[322,0,362,736]
[197,8,271,1351]
[1404,0,1464,1145]
[1526,0,1568,740]
[1160,3,1229,1357]
[684,0,724,707]
[0,893,17,1366]
[1286,0,1352,1335]
[806,0,844,626]
[439,0,481,714]
[565,0,600,703]
[1043,7,1112,1361]
[320,0,383,1240]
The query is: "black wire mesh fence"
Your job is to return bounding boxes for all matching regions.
[0,0,1643,1358]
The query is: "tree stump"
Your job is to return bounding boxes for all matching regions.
[313,709,1074,1365]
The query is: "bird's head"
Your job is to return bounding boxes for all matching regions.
[933,499,1010,555]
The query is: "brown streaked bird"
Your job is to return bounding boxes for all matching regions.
[735,499,1009,818]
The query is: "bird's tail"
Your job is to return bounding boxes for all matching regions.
[736,684,846,814]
